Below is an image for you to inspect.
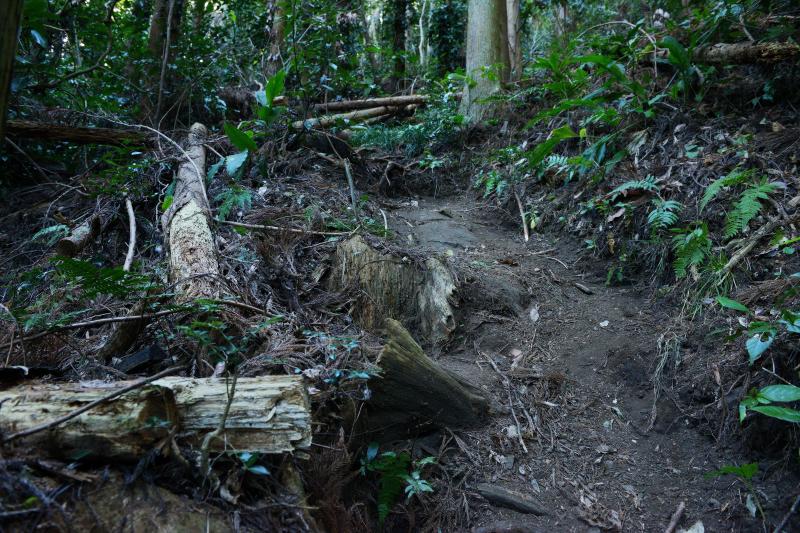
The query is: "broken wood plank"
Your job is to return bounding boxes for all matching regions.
[0,376,311,459]
[291,106,399,131]
[55,214,101,257]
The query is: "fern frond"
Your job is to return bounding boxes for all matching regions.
[723,180,776,238]
[700,168,752,212]
[647,199,682,231]
[672,223,711,278]
[609,175,658,200]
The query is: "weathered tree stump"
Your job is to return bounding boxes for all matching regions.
[329,236,456,342]
[365,319,488,436]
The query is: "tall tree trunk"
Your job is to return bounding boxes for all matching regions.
[147,0,184,122]
[460,0,509,123]
[391,0,408,92]
[192,0,206,33]
[506,0,521,82]
[363,3,382,74]
[418,0,430,72]
[266,0,285,77]
[0,0,23,141]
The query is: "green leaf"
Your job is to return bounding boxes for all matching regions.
[746,333,774,364]
[706,462,758,481]
[207,159,224,182]
[750,405,800,423]
[223,123,257,152]
[758,385,800,403]
[225,151,249,176]
[659,36,691,71]
[30,29,47,47]
[247,465,270,476]
[716,296,750,314]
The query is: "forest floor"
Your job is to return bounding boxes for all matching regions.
[376,192,799,532]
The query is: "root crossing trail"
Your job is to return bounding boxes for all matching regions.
[386,195,744,533]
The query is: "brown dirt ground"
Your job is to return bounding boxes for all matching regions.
[383,194,800,533]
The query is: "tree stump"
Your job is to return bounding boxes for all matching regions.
[364,319,488,437]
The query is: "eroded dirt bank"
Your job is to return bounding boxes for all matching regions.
[382,194,799,532]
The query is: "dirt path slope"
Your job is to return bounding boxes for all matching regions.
[386,195,765,532]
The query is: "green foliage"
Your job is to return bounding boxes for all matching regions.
[723,180,777,238]
[700,168,753,212]
[360,443,436,526]
[671,223,712,278]
[706,462,763,519]
[52,257,155,298]
[609,175,658,200]
[647,199,682,232]
[214,185,252,221]
[31,224,70,246]
[740,385,800,423]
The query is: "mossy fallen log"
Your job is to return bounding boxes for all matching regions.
[0,376,311,459]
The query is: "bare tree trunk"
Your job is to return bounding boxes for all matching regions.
[506,0,522,82]
[0,0,23,140]
[391,0,408,91]
[418,0,430,72]
[364,3,382,74]
[192,0,206,33]
[460,0,510,122]
[266,0,286,77]
[5,119,149,146]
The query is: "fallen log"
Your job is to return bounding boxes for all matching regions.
[693,41,800,64]
[476,484,548,516]
[0,376,311,459]
[364,319,488,436]
[161,123,221,301]
[291,106,398,131]
[5,119,149,146]
[313,95,429,113]
[55,214,101,257]
[328,235,456,342]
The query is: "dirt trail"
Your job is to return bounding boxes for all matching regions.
[386,195,749,532]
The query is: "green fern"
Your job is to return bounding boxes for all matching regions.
[647,199,682,231]
[723,180,776,238]
[700,168,753,212]
[53,258,155,298]
[609,175,658,200]
[672,223,712,278]
[215,185,252,221]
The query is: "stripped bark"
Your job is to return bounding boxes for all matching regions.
[693,41,800,64]
[0,376,311,459]
[365,319,488,436]
[313,95,429,113]
[161,123,221,302]
[5,120,149,146]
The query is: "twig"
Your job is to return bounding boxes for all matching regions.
[481,351,527,454]
[343,158,359,220]
[573,282,594,295]
[123,198,136,271]
[1,365,185,444]
[774,493,800,533]
[217,219,347,237]
[513,190,530,243]
[719,214,797,280]
[199,374,237,478]
[154,0,176,122]
[664,501,686,533]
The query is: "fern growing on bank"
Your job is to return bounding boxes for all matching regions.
[723,180,777,238]
[672,223,712,278]
[700,168,753,212]
[647,199,683,231]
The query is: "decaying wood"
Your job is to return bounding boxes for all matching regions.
[291,106,398,131]
[365,319,488,436]
[5,119,149,146]
[161,123,222,301]
[313,95,429,113]
[0,376,311,459]
[55,214,101,257]
[693,41,800,64]
[476,483,548,516]
[328,236,456,342]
